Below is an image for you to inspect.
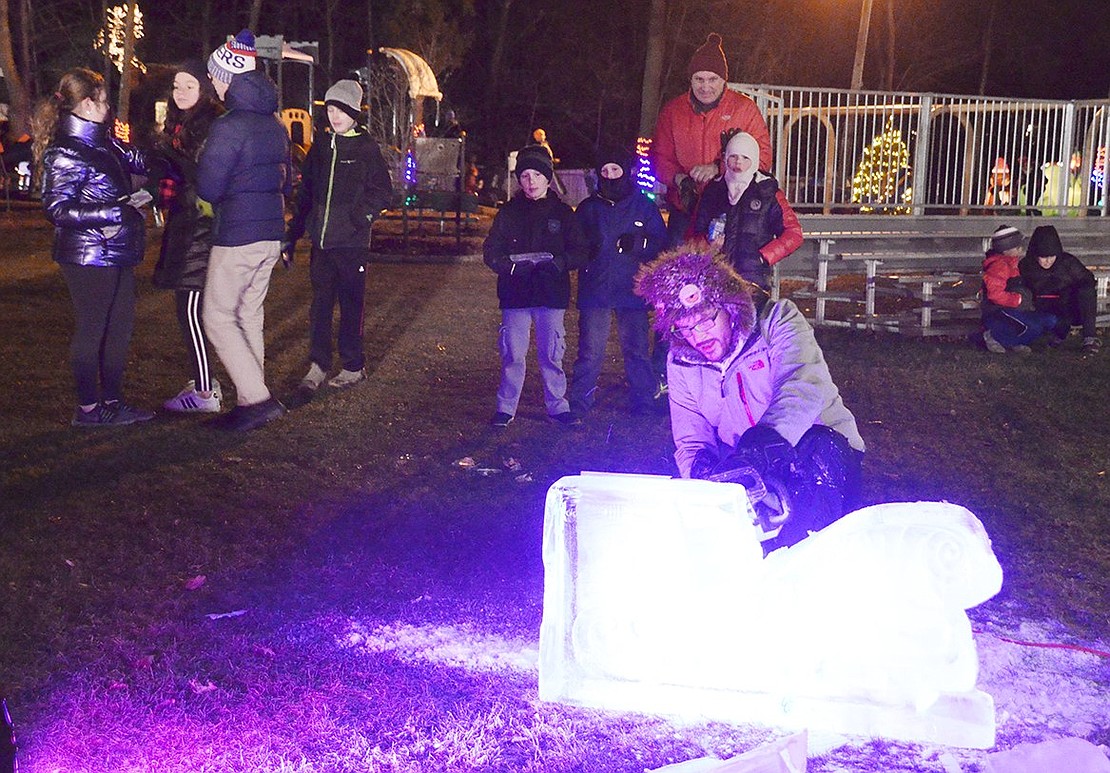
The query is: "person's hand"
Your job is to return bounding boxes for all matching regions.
[534,259,561,278]
[616,231,647,254]
[688,163,718,183]
[689,449,718,480]
[281,239,295,269]
[733,424,796,478]
[195,197,214,219]
[509,260,534,280]
[678,176,697,213]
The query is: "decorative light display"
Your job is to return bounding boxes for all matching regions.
[94,4,147,75]
[403,148,418,206]
[540,473,1002,747]
[635,136,656,199]
[1093,146,1106,206]
[850,117,912,214]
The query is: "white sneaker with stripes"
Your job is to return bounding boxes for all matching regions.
[163,380,222,413]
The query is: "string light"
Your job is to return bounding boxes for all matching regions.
[850,117,912,214]
[93,4,147,75]
[403,148,418,206]
[1092,146,1106,207]
[635,136,656,199]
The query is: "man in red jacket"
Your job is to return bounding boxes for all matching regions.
[652,33,773,247]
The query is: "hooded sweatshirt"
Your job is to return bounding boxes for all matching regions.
[1018,225,1095,301]
[197,69,291,247]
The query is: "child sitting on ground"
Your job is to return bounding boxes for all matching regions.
[980,225,1058,353]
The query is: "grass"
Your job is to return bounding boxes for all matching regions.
[0,204,1108,772]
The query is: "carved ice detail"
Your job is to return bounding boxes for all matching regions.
[539,473,1004,748]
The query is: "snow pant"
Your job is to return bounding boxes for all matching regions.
[1035,284,1098,339]
[59,263,136,406]
[174,289,215,393]
[308,246,368,372]
[203,241,281,407]
[496,307,569,417]
[983,308,1059,348]
[569,307,655,412]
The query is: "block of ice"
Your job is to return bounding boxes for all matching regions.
[539,473,1003,748]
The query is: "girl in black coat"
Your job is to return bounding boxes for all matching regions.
[153,61,226,412]
[33,67,154,426]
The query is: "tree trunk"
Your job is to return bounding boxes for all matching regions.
[0,0,31,138]
[637,0,667,138]
[325,0,335,78]
[116,2,138,123]
[18,0,34,99]
[201,0,212,56]
[249,0,262,32]
[977,0,997,95]
[483,0,513,118]
[367,0,374,50]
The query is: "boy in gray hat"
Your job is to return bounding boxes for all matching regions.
[286,79,394,391]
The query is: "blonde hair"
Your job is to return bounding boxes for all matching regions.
[31,68,106,187]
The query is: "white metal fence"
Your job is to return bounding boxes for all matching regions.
[738,84,1110,217]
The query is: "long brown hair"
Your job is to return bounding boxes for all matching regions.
[30,68,106,186]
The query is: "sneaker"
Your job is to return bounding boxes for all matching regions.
[1082,336,1101,354]
[217,397,285,432]
[300,363,327,392]
[982,330,1006,354]
[72,401,154,427]
[327,368,365,389]
[548,411,582,427]
[490,411,514,427]
[164,381,221,413]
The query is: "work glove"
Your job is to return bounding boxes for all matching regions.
[689,448,719,480]
[678,176,697,214]
[717,424,797,481]
[195,197,214,219]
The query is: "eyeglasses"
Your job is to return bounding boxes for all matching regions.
[672,309,721,336]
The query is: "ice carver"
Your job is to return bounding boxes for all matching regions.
[634,244,865,548]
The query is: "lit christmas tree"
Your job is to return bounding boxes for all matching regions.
[635,136,656,199]
[94,4,146,74]
[850,117,912,214]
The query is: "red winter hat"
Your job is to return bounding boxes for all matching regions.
[687,33,728,81]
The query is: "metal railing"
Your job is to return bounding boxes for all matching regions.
[738,84,1110,217]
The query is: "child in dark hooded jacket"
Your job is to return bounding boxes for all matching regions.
[1018,225,1100,353]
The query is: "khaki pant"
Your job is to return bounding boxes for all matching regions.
[203,241,281,406]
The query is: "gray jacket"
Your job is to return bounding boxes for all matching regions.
[667,299,865,477]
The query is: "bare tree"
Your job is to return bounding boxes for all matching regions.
[638,0,667,138]
[249,0,262,32]
[883,0,895,91]
[0,0,31,137]
[978,0,997,95]
[116,1,138,122]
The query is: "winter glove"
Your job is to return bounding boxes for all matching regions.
[534,259,562,278]
[509,260,534,281]
[718,424,797,481]
[616,231,648,255]
[678,175,698,214]
[689,448,719,480]
[281,238,295,269]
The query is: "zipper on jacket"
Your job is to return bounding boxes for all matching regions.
[736,372,756,427]
[320,133,338,248]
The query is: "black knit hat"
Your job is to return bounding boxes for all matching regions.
[515,144,554,181]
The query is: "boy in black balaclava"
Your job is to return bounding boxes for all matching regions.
[1018,225,1100,354]
[569,147,668,416]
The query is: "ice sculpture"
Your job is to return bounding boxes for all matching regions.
[539,473,1004,748]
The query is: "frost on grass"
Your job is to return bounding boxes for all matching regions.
[336,619,540,674]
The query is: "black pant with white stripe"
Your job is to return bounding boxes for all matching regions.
[174,289,214,393]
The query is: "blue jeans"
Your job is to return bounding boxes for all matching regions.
[496,307,569,416]
[569,307,655,412]
[984,308,1059,347]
